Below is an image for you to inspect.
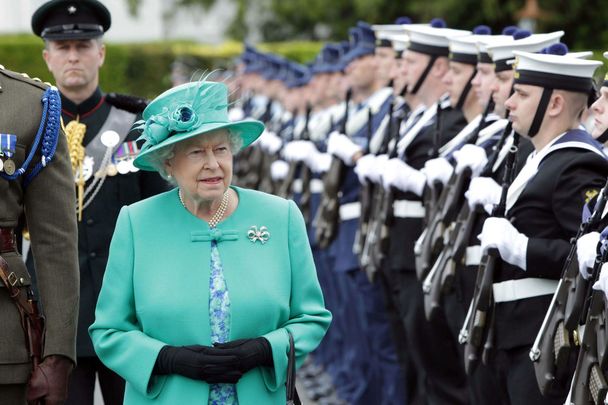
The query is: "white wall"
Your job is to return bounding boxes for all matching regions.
[0,0,238,44]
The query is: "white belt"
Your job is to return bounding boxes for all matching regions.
[291,178,324,194]
[339,202,361,221]
[310,179,324,194]
[393,200,425,219]
[493,278,559,303]
[465,245,482,267]
[292,179,302,193]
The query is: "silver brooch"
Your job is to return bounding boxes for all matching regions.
[248,226,270,244]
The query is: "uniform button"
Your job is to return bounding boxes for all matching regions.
[89,252,97,258]
[86,218,95,226]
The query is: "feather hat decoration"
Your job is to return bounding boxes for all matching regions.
[133,75,264,172]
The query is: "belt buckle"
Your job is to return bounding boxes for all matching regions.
[7,271,18,286]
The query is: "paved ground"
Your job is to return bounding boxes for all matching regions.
[93,377,316,404]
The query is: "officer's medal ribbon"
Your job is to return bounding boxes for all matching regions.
[0,133,17,175]
[114,141,140,175]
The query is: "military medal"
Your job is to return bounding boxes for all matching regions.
[105,162,118,176]
[0,134,17,176]
[3,159,15,176]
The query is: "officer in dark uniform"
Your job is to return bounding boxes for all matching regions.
[0,67,78,404]
[30,1,168,404]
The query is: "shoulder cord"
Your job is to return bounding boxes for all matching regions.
[1,87,62,187]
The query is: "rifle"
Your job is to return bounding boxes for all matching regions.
[462,132,520,375]
[422,99,495,320]
[297,104,314,225]
[530,178,608,396]
[243,98,274,190]
[567,238,608,405]
[0,256,45,383]
[359,101,395,278]
[354,108,376,258]
[315,88,352,249]
[278,103,312,200]
[415,103,444,280]
[457,122,513,344]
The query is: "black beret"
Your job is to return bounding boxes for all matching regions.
[32,0,111,40]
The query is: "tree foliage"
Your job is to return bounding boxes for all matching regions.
[125,0,608,49]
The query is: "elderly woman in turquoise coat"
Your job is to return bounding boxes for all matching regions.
[89,79,332,404]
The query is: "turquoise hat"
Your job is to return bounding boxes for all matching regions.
[133,80,264,171]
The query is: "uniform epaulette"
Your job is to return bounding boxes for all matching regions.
[0,66,50,91]
[106,92,148,114]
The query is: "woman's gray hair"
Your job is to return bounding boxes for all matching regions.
[146,129,243,185]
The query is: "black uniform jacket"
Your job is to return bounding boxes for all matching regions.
[495,146,608,350]
[27,88,168,357]
[389,105,468,272]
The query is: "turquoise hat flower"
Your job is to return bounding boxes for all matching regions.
[133,80,264,172]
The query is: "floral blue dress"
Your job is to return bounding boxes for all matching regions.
[208,240,238,404]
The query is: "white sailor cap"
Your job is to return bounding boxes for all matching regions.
[486,31,564,72]
[382,33,410,53]
[513,50,601,94]
[476,35,514,64]
[372,25,407,47]
[404,25,470,57]
[449,35,494,65]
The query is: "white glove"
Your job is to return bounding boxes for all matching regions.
[354,154,376,184]
[327,131,362,166]
[270,160,289,181]
[577,231,600,279]
[306,152,332,174]
[478,217,528,270]
[258,130,282,154]
[367,154,389,184]
[453,144,488,177]
[282,140,315,162]
[593,262,608,299]
[422,158,454,187]
[382,158,427,196]
[465,176,502,214]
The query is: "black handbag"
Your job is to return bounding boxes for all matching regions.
[286,331,302,405]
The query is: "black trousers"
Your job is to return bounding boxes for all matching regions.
[489,345,567,405]
[396,271,469,405]
[66,356,125,405]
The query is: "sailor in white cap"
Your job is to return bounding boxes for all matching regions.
[476,46,608,403]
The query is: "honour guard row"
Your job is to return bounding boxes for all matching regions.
[232,16,608,405]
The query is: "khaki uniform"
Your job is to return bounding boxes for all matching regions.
[0,66,78,400]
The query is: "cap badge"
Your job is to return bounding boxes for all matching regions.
[67,5,77,14]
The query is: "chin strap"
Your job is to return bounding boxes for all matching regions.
[409,56,438,95]
[527,88,553,138]
[455,69,478,110]
[597,128,608,144]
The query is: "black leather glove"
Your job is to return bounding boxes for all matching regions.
[154,345,243,384]
[26,355,74,405]
[213,337,273,373]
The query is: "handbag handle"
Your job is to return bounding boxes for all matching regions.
[286,331,301,405]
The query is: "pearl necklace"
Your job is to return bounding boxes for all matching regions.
[179,189,229,228]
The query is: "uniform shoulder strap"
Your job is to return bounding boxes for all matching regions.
[105,92,148,114]
[0,65,51,92]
